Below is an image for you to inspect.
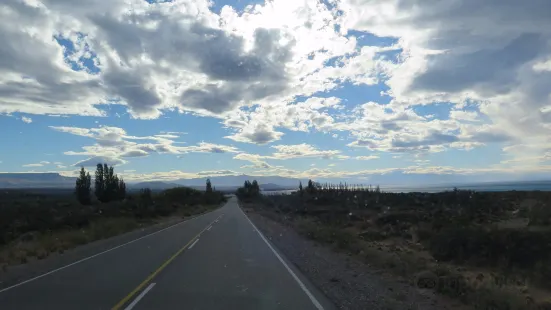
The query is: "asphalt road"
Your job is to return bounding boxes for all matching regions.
[0,197,334,310]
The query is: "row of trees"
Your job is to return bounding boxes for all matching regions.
[299,179,319,193]
[299,179,380,193]
[75,164,126,205]
[235,180,261,200]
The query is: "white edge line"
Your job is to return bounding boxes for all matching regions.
[237,205,324,310]
[0,211,213,294]
[187,238,200,249]
[206,226,212,231]
[123,282,156,310]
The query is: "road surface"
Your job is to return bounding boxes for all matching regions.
[0,197,334,310]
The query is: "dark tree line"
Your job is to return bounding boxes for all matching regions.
[235,179,260,200]
[75,164,126,205]
[75,167,92,205]
[298,179,320,194]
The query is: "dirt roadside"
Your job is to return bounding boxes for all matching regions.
[244,208,470,310]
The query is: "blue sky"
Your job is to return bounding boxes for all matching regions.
[1,0,551,184]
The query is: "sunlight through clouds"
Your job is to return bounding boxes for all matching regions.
[2,0,551,182]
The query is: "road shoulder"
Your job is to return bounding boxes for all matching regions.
[243,208,468,310]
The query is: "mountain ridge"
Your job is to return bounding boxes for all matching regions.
[3,172,550,190]
[0,173,305,189]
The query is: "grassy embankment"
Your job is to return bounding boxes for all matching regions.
[0,187,226,269]
[240,186,551,310]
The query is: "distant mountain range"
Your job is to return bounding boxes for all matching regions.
[0,173,75,188]
[0,173,303,190]
[2,172,550,192]
[172,175,307,188]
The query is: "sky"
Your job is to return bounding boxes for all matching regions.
[1,0,551,184]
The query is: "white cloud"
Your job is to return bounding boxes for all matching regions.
[121,150,149,158]
[74,156,126,167]
[449,110,480,122]
[22,163,44,167]
[196,170,239,176]
[234,144,349,170]
[22,161,51,167]
[1,0,390,146]
[52,125,239,166]
[234,153,273,169]
[340,0,551,150]
[356,155,379,160]
[21,116,32,123]
[5,0,551,175]
[271,143,349,160]
[1,0,359,119]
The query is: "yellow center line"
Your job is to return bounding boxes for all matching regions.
[111,215,221,310]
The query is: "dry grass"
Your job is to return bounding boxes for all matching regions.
[0,217,142,267]
[294,216,550,309]
[0,201,223,269]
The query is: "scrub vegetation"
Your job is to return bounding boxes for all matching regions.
[238,180,551,310]
[0,165,226,268]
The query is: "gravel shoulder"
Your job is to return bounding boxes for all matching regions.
[244,209,470,310]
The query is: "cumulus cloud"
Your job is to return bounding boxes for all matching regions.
[356,155,379,160]
[6,0,551,177]
[233,144,349,170]
[271,144,349,160]
[21,116,32,123]
[52,125,239,166]
[121,150,149,158]
[340,0,551,149]
[1,0,373,142]
[182,142,239,154]
[226,123,284,145]
[73,156,126,167]
[0,0,318,119]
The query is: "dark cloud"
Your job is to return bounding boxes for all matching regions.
[208,147,227,154]
[101,66,161,116]
[181,86,237,114]
[90,12,294,116]
[228,124,284,145]
[381,121,401,131]
[412,34,545,95]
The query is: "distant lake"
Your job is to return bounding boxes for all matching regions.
[384,181,551,193]
[261,181,551,194]
[261,189,297,195]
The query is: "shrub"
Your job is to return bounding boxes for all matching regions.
[429,226,551,270]
[529,202,551,226]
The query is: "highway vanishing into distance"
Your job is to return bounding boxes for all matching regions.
[0,198,334,310]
